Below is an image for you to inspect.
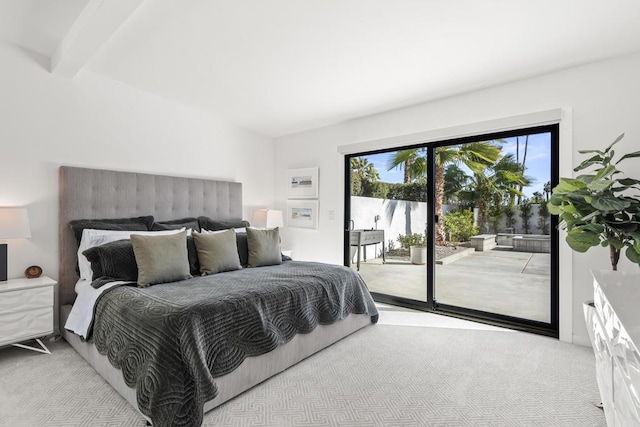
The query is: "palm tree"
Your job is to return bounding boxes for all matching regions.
[543,181,552,201]
[516,135,529,205]
[388,142,501,245]
[350,157,379,196]
[443,164,470,205]
[457,153,530,232]
[386,148,427,183]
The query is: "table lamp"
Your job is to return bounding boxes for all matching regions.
[251,209,284,229]
[0,207,31,282]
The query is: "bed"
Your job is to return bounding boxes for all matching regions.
[57,166,378,427]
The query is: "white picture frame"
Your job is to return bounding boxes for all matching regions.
[286,200,319,229]
[286,167,319,199]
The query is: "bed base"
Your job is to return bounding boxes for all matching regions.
[60,305,372,424]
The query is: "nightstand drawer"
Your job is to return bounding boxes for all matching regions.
[0,286,53,314]
[0,307,53,346]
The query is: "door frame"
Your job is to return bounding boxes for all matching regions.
[343,124,560,337]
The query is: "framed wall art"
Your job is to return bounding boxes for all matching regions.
[286,200,319,229]
[286,167,318,199]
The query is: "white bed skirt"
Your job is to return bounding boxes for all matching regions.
[60,304,373,424]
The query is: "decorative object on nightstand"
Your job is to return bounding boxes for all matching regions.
[0,207,32,282]
[0,276,56,354]
[24,265,43,279]
[251,209,284,229]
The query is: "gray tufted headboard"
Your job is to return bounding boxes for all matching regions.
[58,166,243,306]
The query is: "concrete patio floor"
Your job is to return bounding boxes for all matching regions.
[353,247,551,323]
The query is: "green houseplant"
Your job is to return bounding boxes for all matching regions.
[548,134,640,270]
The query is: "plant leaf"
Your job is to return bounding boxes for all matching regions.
[608,237,625,250]
[553,178,586,194]
[587,180,614,192]
[618,178,640,186]
[574,155,604,172]
[581,211,600,222]
[566,231,601,252]
[576,174,596,183]
[593,165,617,181]
[578,223,605,234]
[625,246,640,265]
[616,151,640,164]
[577,149,604,155]
[591,194,631,212]
[605,133,625,153]
[547,201,563,215]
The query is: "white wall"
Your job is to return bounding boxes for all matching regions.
[351,195,428,257]
[275,51,640,345]
[0,43,275,282]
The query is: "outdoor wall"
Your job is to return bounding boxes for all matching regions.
[488,204,549,236]
[350,196,427,258]
[0,43,275,282]
[351,197,549,255]
[275,51,640,346]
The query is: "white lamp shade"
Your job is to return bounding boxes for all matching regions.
[0,207,31,239]
[252,209,284,229]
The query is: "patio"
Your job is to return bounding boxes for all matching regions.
[353,246,551,323]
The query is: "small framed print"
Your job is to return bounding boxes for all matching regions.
[287,200,319,229]
[286,167,318,199]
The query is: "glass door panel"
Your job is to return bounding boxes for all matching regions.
[347,149,428,302]
[433,131,553,323]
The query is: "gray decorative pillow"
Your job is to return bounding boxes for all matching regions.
[235,232,249,267]
[197,217,250,232]
[246,227,282,267]
[193,229,242,275]
[82,239,138,285]
[152,218,200,232]
[131,230,191,287]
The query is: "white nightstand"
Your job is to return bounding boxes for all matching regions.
[0,276,56,354]
[282,249,293,258]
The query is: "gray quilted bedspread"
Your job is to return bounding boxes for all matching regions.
[91,261,378,427]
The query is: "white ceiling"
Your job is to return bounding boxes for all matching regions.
[4,1,640,137]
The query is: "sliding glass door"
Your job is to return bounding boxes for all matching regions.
[344,125,559,336]
[346,149,428,302]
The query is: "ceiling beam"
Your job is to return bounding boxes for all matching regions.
[51,0,145,78]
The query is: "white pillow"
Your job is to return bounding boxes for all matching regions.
[202,227,246,234]
[74,278,89,294]
[77,228,186,281]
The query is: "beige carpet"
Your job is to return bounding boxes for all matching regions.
[0,306,604,426]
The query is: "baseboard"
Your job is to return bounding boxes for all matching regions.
[572,333,592,347]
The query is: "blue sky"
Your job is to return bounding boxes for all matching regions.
[363,132,551,199]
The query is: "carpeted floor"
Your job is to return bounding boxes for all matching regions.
[0,306,605,426]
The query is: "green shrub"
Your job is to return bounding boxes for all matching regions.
[537,201,550,234]
[519,198,533,234]
[397,233,425,248]
[487,204,502,234]
[386,182,426,202]
[444,209,479,243]
[371,182,390,199]
[503,204,516,229]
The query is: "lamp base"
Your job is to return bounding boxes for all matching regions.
[0,242,7,282]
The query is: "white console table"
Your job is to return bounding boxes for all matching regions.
[586,270,640,426]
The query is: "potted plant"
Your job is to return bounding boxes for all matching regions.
[548,133,640,270]
[397,233,427,265]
